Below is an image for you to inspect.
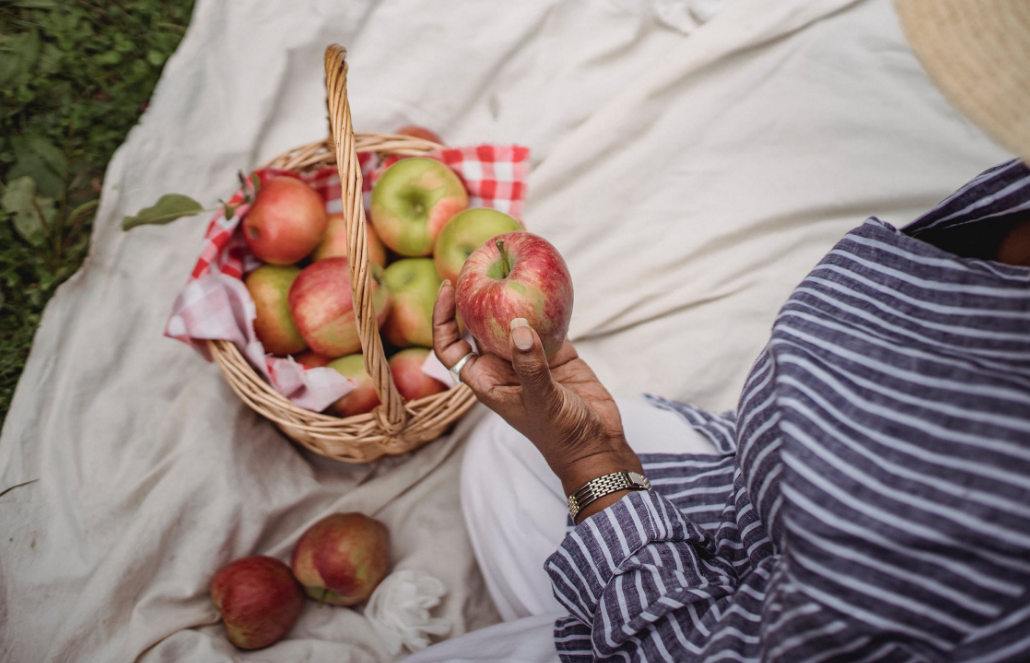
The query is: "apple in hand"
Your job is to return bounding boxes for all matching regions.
[434,208,524,283]
[290,513,390,606]
[370,158,468,257]
[288,257,391,358]
[243,176,328,265]
[327,354,381,416]
[382,258,442,348]
[389,348,448,401]
[211,556,304,650]
[312,213,388,267]
[245,265,307,356]
[395,125,444,145]
[294,351,330,368]
[455,231,573,360]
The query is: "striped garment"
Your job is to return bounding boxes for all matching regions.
[545,159,1030,662]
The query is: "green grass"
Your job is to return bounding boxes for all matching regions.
[0,0,195,427]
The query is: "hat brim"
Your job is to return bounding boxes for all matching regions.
[896,0,1030,163]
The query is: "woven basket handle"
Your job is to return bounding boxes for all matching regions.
[324,45,407,430]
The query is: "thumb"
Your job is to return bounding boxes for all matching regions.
[509,318,557,405]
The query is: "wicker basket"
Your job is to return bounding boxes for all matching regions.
[207,45,477,463]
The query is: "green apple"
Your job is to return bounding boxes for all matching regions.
[434,208,524,283]
[382,258,442,348]
[326,354,381,417]
[370,158,468,257]
[245,265,307,356]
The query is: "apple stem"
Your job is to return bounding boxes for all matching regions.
[496,239,510,278]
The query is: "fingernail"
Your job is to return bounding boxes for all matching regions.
[510,318,532,351]
[439,279,451,292]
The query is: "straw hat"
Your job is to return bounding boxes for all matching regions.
[895,0,1030,163]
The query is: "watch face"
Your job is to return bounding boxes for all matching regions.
[628,472,651,489]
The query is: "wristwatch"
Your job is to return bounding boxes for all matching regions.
[567,471,651,519]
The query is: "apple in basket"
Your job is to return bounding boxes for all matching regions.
[291,513,390,606]
[242,176,328,265]
[370,157,468,257]
[389,348,448,401]
[245,265,308,356]
[395,125,444,145]
[211,555,304,650]
[294,351,330,368]
[456,231,573,360]
[382,258,442,348]
[434,208,524,283]
[288,257,390,358]
[311,213,388,267]
[327,354,381,416]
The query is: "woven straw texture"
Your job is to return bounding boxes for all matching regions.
[896,0,1030,163]
[207,45,476,463]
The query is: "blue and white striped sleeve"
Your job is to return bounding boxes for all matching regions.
[546,488,778,662]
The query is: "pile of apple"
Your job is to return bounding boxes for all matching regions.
[243,127,525,414]
[211,512,390,649]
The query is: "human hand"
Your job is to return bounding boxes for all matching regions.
[432,280,643,508]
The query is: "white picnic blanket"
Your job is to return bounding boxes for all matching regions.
[0,0,1011,661]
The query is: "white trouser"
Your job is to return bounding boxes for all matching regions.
[403,397,716,663]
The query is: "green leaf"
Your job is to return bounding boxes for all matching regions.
[146,50,166,67]
[38,42,63,76]
[121,194,204,230]
[94,51,122,67]
[8,134,67,199]
[2,177,55,246]
[7,161,63,201]
[13,133,66,175]
[0,30,41,85]
[114,33,135,53]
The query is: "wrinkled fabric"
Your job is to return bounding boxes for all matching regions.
[0,0,1013,661]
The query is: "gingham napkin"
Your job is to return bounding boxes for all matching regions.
[165,145,530,412]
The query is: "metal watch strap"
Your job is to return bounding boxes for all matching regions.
[567,471,652,519]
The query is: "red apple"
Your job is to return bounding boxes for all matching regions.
[455,231,573,360]
[312,213,388,267]
[243,176,328,265]
[288,257,391,358]
[245,265,308,356]
[327,354,381,416]
[382,258,442,348]
[395,125,444,145]
[389,348,448,401]
[370,158,468,257]
[210,556,304,650]
[434,208,524,283]
[294,351,330,368]
[290,513,390,606]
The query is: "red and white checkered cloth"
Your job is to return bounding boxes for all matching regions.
[165,145,530,412]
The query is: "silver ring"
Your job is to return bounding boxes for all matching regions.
[449,352,478,385]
